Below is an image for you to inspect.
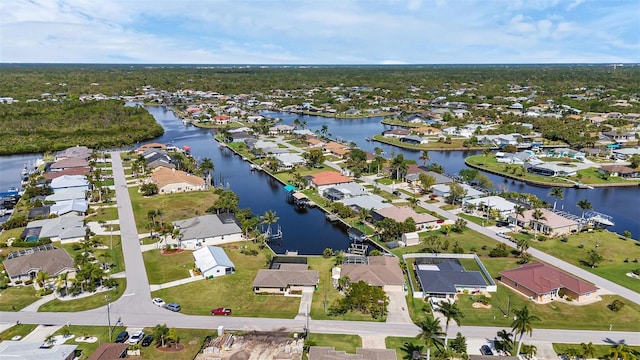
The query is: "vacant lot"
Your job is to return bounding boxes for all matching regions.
[143,249,193,284]
[151,242,299,318]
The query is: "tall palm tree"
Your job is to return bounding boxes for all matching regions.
[199,158,215,186]
[548,187,564,211]
[513,205,525,231]
[416,316,445,360]
[261,210,279,236]
[580,342,597,359]
[531,208,546,240]
[577,199,592,219]
[436,301,464,348]
[511,305,540,356]
[420,150,431,167]
[496,329,514,355]
[407,196,419,209]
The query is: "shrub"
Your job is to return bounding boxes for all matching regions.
[24,279,33,286]
[560,236,569,242]
[608,299,625,312]
[632,269,640,276]
[537,235,548,241]
[578,243,584,249]
[566,295,573,302]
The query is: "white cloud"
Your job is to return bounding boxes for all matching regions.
[566,0,585,11]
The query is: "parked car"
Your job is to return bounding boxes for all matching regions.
[115,331,129,343]
[392,190,402,196]
[211,307,232,316]
[129,330,145,345]
[480,345,494,356]
[166,303,181,312]
[141,335,154,347]
[152,298,166,307]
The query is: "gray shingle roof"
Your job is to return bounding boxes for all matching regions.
[253,269,319,288]
[3,247,75,279]
[173,214,242,241]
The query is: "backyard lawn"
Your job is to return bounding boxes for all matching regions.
[143,249,193,284]
[129,186,219,232]
[151,242,299,318]
[528,230,640,292]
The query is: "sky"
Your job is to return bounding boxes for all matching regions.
[1,0,639,64]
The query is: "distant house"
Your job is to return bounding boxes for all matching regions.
[322,141,350,158]
[431,183,484,200]
[0,341,77,360]
[339,256,405,292]
[3,246,75,285]
[136,143,167,152]
[382,129,411,138]
[400,135,428,145]
[56,145,92,161]
[373,206,440,230]
[308,171,353,194]
[322,182,367,201]
[508,208,579,237]
[500,262,598,303]
[149,167,206,194]
[50,175,89,192]
[173,214,243,249]
[193,246,235,278]
[462,196,518,218]
[50,157,89,172]
[268,124,295,134]
[599,165,638,178]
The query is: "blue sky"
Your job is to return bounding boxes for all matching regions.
[2,0,639,64]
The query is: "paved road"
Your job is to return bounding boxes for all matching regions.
[358,176,640,306]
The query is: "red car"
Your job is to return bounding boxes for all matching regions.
[211,307,232,316]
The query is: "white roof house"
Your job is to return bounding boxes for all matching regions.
[463,196,518,217]
[193,246,235,278]
[50,175,89,191]
[24,214,86,243]
[274,153,306,169]
[0,341,77,360]
[432,183,484,200]
[45,187,87,202]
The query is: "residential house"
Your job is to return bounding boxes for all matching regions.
[149,167,206,194]
[382,129,411,138]
[339,194,393,212]
[45,187,87,203]
[323,141,350,158]
[173,214,243,249]
[414,126,443,136]
[612,148,640,160]
[50,198,89,216]
[252,266,319,295]
[508,208,579,237]
[339,256,405,291]
[599,165,639,178]
[431,183,484,200]
[373,206,440,230]
[0,341,77,360]
[268,124,295,134]
[50,175,89,192]
[273,153,306,170]
[193,246,235,278]
[308,171,354,194]
[21,214,86,243]
[3,246,75,285]
[213,115,231,125]
[43,167,91,180]
[87,343,129,360]
[322,182,367,201]
[399,135,428,145]
[524,163,577,177]
[136,143,167,152]
[56,145,92,161]
[414,257,491,300]
[462,196,518,218]
[50,157,90,172]
[500,262,598,303]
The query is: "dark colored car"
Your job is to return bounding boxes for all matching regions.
[480,345,494,356]
[166,303,181,312]
[211,307,232,316]
[141,335,154,347]
[392,190,401,196]
[115,331,129,343]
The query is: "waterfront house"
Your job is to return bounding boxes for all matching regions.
[50,198,89,216]
[399,135,428,145]
[508,208,579,237]
[193,246,235,278]
[431,183,484,200]
[252,266,319,295]
[273,153,306,170]
[3,246,76,285]
[308,171,354,194]
[524,163,577,177]
[43,167,91,180]
[500,262,598,303]
[22,214,86,243]
[213,115,231,125]
[50,157,89,172]
[50,175,89,192]
[599,165,639,178]
[339,256,405,292]
[322,141,350,158]
[463,196,518,218]
[414,257,490,300]
[322,182,367,201]
[268,124,295,134]
[55,145,92,161]
[45,187,87,203]
[136,143,167,152]
[338,194,393,212]
[414,126,443,136]
[173,214,243,249]
[372,206,439,230]
[149,167,206,194]
[382,129,411,138]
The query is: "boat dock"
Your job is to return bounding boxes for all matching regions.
[584,211,615,226]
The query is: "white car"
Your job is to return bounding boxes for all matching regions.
[129,330,144,345]
[152,298,166,307]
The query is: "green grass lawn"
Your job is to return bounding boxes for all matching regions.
[151,242,299,318]
[143,249,193,284]
[38,279,126,312]
[0,228,24,244]
[0,285,39,311]
[50,325,127,359]
[308,256,384,322]
[553,343,640,359]
[308,333,362,353]
[0,323,39,340]
[455,258,640,331]
[528,230,640,292]
[458,213,496,227]
[129,186,219,232]
[386,336,439,360]
[87,207,119,223]
[391,228,505,258]
[139,328,212,360]
[57,235,125,274]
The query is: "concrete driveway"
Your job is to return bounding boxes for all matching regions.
[385,290,412,324]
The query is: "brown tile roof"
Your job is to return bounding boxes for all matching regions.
[43,167,91,179]
[521,208,578,229]
[500,262,598,296]
[51,157,89,170]
[151,167,205,189]
[341,256,405,287]
[136,142,167,152]
[310,171,353,186]
[3,248,75,279]
[87,343,128,360]
[600,165,636,174]
[374,206,439,224]
[253,269,319,288]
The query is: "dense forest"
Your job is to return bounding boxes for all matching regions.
[0,100,163,154]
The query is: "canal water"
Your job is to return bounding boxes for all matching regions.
[1,107,638,247]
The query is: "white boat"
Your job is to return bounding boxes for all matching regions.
[589,215,614,226]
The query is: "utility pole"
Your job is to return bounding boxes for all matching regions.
[305,303,310,339]
[105,295,112,341]
[110,225,113,250]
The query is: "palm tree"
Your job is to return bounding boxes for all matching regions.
[35,271,49,287]
[577,199,592,219]
[496,329,514,355]
[513,205,525,231]
[320,124,329,138]
[531,208,546,240]
[436,301,464,348]
[407,196,419,209]
[580,342,597,359]
[199,158,215,186]
[261,210,279,236]
[416,316,445,360]
[420,150,431,167]
[516,237,530,255]
[608,344,634,360]
[511,305,540,356]
[548,187,564,211]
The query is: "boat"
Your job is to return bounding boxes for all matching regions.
[250,164,262,171]
[574,183,594,190]
[585,211,615,226]
[365,137,372,141]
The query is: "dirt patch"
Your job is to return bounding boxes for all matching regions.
[156,343,185,352]
[195,331,303,360]
[472,302,492,309]
[161,249,185,255]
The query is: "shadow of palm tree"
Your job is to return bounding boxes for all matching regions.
[401,342,425,360]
